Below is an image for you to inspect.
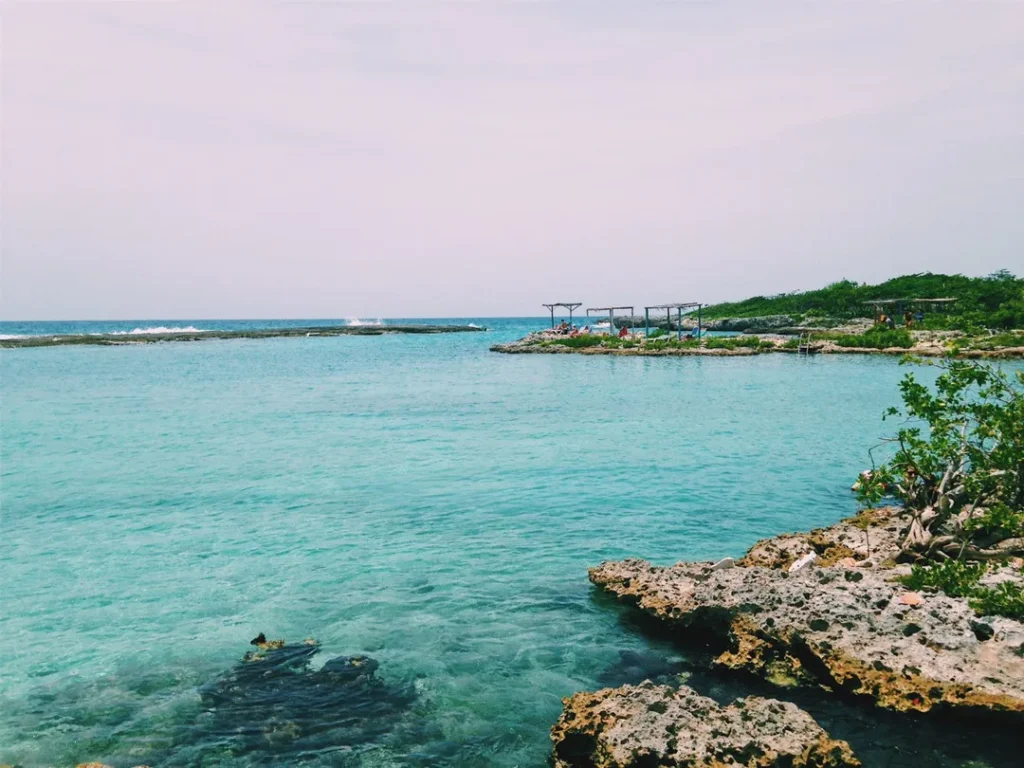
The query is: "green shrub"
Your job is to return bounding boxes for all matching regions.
[963,504,1024,541]
[969,581,1024,620]
[968,332,1024,350]
[833,327,914,349]
[858,359,1024,620]
[856,361,1024,562]
[899,560,1024,620]
[705,335,763,350]
[643,338,698,350]
[551,334,604,348]
[898,560,987,598]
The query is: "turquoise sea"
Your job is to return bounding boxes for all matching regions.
[1,319,1016,767]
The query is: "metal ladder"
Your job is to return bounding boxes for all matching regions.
[798,332,812,355]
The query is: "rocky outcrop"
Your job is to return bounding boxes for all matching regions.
[589,512,1024,717]
[551,682,860,768]
[705,315,797,333]
[738,507,906,569]
[491,330,1024,358]
[608,315,801,332]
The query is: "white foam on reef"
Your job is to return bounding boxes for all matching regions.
[111,326,209,335]
[0,334,28,339]
[346,318,384,327]
[468,323,482,328]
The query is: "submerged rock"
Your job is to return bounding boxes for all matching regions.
[179,637,415,762]
[596,649,689,688]
[551,682,860,768]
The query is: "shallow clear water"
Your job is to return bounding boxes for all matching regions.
[1,320,1005,767]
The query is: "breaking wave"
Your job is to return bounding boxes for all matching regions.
[111,326,208,335]
[346,318,384,327]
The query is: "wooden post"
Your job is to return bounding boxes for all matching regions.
[645,308,650,337]
[549,306,555,328]
[698,304,702,337]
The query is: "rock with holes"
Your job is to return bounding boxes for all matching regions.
[589,554,1024,716]
[738,507,905,570]
[551,682,860,768]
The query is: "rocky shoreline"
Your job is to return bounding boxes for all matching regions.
[0,324,485,349]
[610,314,806,334]
[551,507,1024,767]
[553,684,860,768]
[491,331,1024,359]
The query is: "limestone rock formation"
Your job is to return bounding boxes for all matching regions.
[551,682,860,768]
[738,507,906,569]
[589,551,1024,715]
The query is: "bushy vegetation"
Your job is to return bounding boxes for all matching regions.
[898,560,987,598]
[643,338,700,351]
[898,560,1024,619]
[704,335,758,350]
[548,334,605,348]
[549,333,777,352]
[858,360,1024,619]
[965,332,1024,351]
[830,327,914,349]
[700,271,1024,330]
[969,580,1024,621]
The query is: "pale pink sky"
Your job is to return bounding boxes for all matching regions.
[2,2,1022,319]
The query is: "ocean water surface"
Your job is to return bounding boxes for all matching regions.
[2,319,1011,767]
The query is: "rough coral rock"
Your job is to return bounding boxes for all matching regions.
[738,507,905,570]
[551,682,860,768]
[589,553,1024,716]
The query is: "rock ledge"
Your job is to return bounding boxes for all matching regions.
[551,682,860,768]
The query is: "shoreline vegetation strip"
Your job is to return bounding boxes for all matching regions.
[491,329,1024,359]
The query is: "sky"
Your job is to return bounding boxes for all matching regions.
[2,2,1022,320]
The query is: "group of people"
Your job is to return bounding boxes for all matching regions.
[554,320,591,337]
[552,320,633,339]
[876,310,925,329]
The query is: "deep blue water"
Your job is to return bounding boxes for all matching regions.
[0,319,991,767]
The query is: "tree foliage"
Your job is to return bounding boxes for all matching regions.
[859,360,1024,619]
[700,271,1024,329]
[857,360,1024,562]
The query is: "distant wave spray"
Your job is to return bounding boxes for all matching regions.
[111,326,209,336]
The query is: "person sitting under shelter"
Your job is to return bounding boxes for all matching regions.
[557,320,569,334]
[618,325,630,339]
